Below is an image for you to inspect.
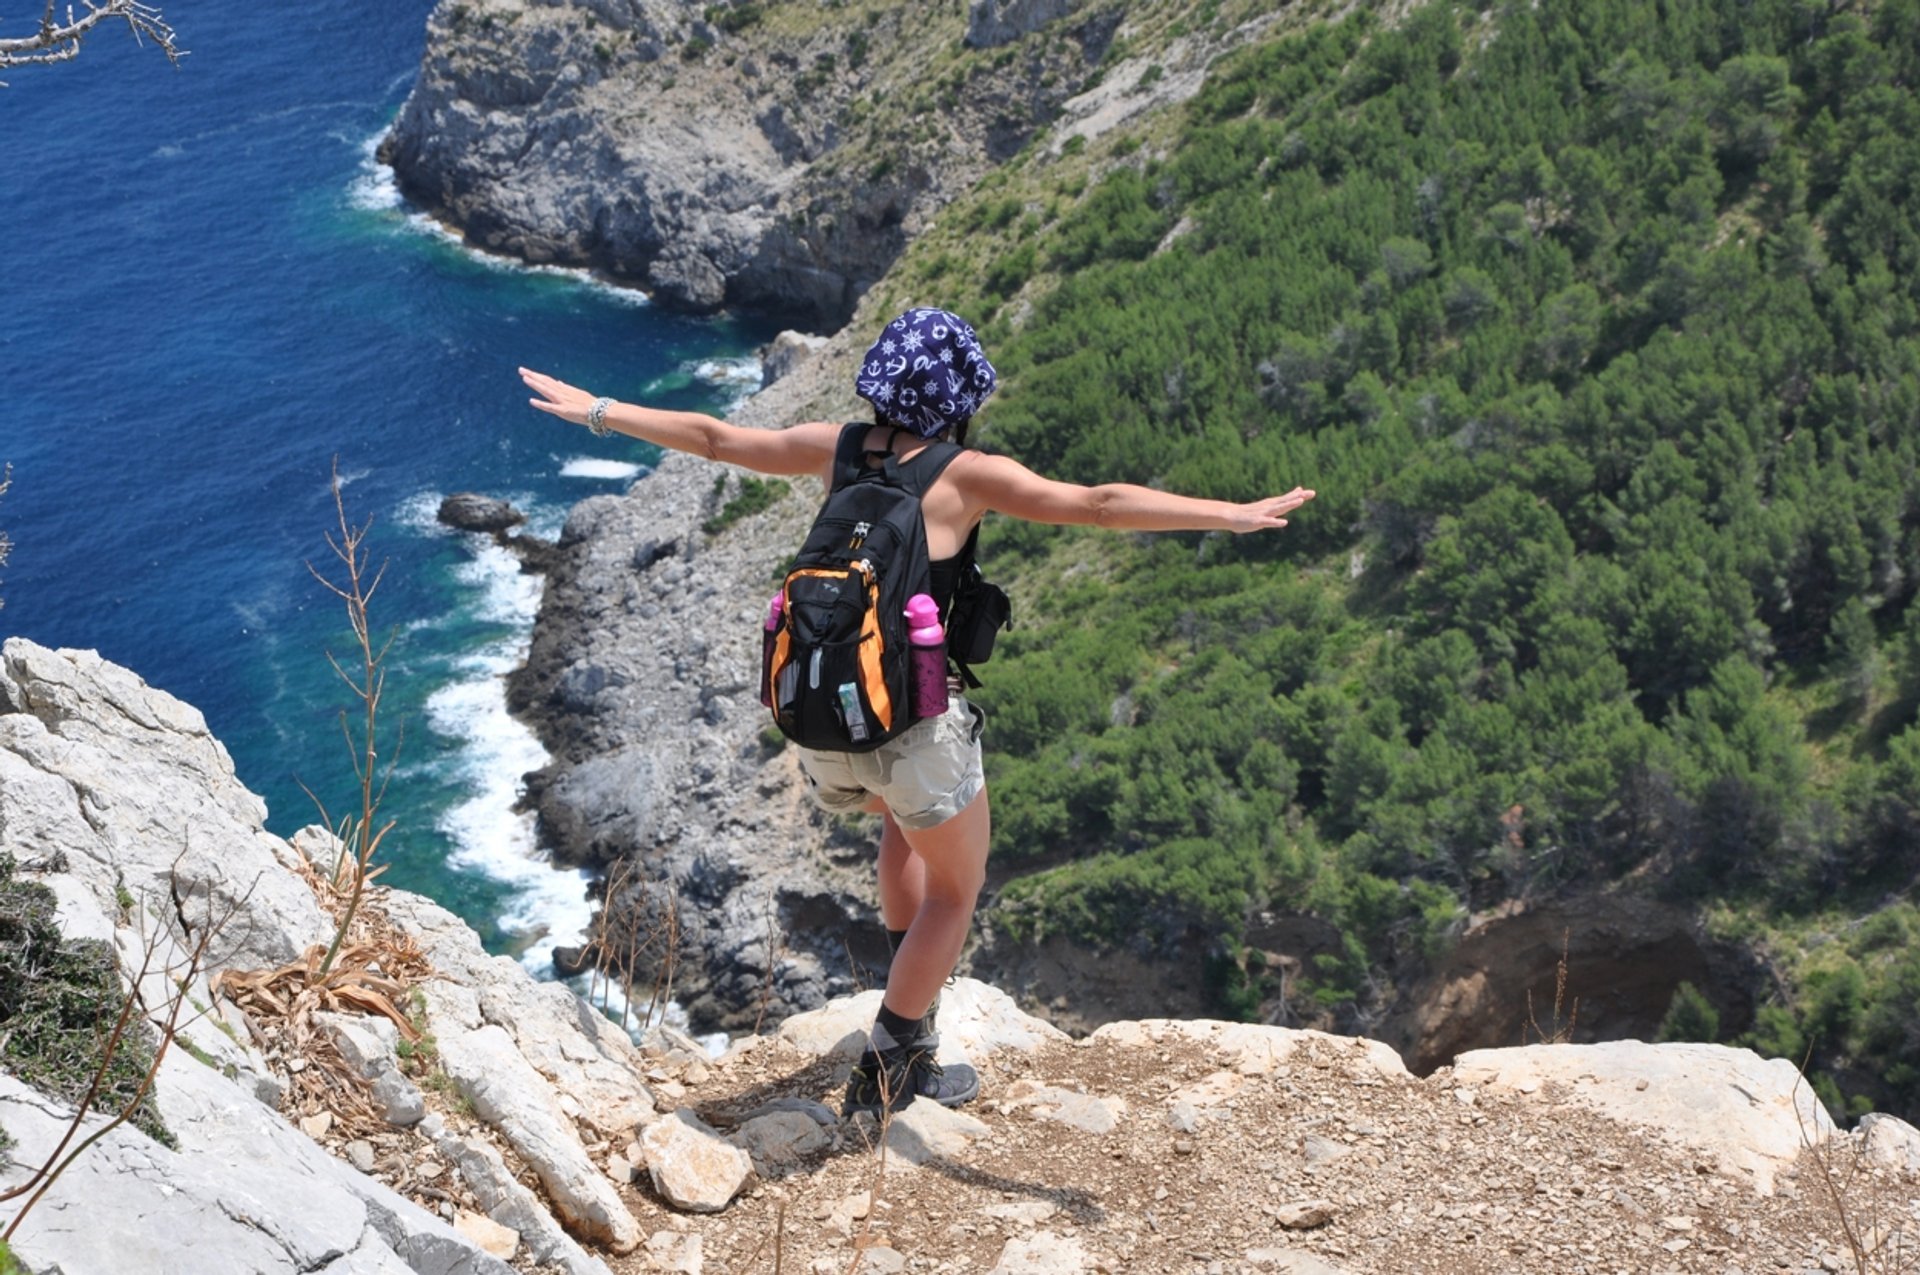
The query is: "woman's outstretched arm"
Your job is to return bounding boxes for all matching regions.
[520,367,842,476]
[958,452,1315,534]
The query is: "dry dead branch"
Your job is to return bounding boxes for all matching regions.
[0,1,181,79]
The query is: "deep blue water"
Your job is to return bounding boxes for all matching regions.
[0,1,771,965]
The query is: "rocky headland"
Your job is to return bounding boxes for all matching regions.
[378,0,1132,326]
[4,638,1918,1275]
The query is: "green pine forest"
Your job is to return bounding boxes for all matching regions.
[869,0,1920,1119]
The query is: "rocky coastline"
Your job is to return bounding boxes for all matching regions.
[378,0,1124,327]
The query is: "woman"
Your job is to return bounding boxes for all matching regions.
[521,308,1314,1114]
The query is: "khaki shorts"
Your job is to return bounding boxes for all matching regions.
[796,697,986,830]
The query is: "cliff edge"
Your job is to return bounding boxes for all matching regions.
[3,641,1918,1274]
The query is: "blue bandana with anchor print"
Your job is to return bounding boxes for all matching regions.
[853,307,998,438]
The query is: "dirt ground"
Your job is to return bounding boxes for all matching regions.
[581,1031,1920,1275]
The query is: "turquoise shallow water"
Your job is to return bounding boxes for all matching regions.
[0,0,773,965]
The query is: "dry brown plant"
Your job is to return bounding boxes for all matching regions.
[1523,927,1580,1046]
[754,894,786,1037]
[1794,1060,1920,1275]
[301,458,403,979]
[579,864,685,1035]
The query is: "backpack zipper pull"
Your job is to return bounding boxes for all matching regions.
[850,521,871,549]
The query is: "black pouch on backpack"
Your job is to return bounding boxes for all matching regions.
[945,565,1011,666]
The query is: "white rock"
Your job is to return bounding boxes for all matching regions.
[315,1009,401,1078]
[882,1099,993,1167]
[991,1229,1089,1273]
[0,1065,512,1275]
[1451,1041,1835,1194]
[438,1024,642,1251]
[1274,1200,1336,1230]
[644,1228,705,1274]
[382,889,656,1139]
[640,1110,754,1213]
[455,1210,521,1260]
[775,977,1066,1065]
[1859,1113,1920,1175]
[0,640,333,971]
[1089,1019,1409,1081]
[1003,1080,1126,1135]
[439,1133,615,1275]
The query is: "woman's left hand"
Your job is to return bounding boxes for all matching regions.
[520,367,596,425]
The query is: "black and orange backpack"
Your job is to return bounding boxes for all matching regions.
[764,422,965,752]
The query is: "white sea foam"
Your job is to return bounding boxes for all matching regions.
[425,644,592,980]
[453,540,542,626]
[392,489,453,537]
[347,133,403,212]
[345,129,652,308]
[424,530,585,977]
[558,457,647,481]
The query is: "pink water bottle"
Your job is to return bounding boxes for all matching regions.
[905,593,949,720]
[759,591,784,708]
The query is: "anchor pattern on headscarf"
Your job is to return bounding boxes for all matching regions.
[854,307,998,438]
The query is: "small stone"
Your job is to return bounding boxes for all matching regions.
[1663,1238,1691,1253]
[454,1209,519,1260]
[417,1160,445,1181]
[857,1244,906,1274]
[1173,1139,1196,1156]
[1167,1102,1202,1134]
[299,1112,332,1139]
[345,1139,376,1174]
[1274,1200,1336,1231]
[992,1230,1088,1273]
[644,1229,704,1274]
[1662,1216,1697,1231]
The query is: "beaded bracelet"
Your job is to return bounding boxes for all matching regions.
[586,396,615,437]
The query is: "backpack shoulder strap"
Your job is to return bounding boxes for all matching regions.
[882,439,966,498]
[831,421,877,491]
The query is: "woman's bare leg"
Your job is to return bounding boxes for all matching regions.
[875,811,926,933]
[881,790,990,1020]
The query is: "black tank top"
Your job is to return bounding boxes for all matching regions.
[843,422,977,616]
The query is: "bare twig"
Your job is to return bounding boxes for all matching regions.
[2,859,246,1239]
[0,1,182,81]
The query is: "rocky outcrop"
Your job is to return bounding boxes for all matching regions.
[379,0,1122,325]
[0,639,656,1275]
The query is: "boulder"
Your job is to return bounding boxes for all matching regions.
[1088,1018,1410,1082]
[0,640,334,972]
[639,1109,754,1213]
[760,330,829,388]
[1451,1041,1835,1194]
[1859,1112,1920,1175]
[438,1133,615,1275]
[437,493,527,535]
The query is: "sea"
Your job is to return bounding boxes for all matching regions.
[0,0,773,1000]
